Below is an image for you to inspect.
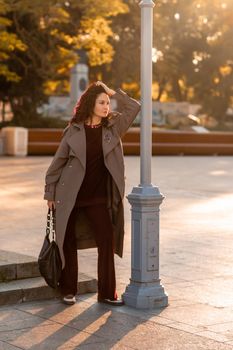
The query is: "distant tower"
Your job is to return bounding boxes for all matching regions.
[70,50,89,107]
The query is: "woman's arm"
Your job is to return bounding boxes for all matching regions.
[96,81,141,137]
[44,128,70,202]
[111,88,141,137]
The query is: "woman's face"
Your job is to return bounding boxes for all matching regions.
[92,93,110,119]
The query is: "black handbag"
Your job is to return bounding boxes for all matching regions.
[38,207,62,289]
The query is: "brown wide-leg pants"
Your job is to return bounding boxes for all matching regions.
[59,203,117,301]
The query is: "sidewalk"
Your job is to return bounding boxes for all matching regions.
[0,155,233,349]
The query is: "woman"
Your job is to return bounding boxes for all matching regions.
[44,81,141,305]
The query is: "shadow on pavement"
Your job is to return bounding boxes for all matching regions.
[0,295,161,350]
[0,295,163,349]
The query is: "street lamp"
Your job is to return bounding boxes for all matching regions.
[122,0,168,309]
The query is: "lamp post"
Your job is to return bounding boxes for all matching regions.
[122,0,168,309]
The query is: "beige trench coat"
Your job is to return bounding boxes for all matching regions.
[44,88,141,268]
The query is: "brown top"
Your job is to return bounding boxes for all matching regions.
[75,123,108,206]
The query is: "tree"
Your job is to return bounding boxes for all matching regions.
[87,0,140,97]
[100,0,140,97]
[0,0,128,126]
[0,0,26,82]
[97,0,233,124]
[153,0,233,123]
[2,0,232,126]
[190,0,233,123]
[0,0,27,122]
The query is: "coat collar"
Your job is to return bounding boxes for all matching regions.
[67,119,120,167]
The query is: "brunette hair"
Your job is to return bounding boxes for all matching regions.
[70,83,108,125]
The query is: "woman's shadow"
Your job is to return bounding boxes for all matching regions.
[9,293,164,349]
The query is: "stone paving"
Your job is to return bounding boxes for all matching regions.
[0,155,233,349]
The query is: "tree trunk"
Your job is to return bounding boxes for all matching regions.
[9,96,39,127]
[2,101,6,122]
[172,77,183,101]
[156,78,166,101]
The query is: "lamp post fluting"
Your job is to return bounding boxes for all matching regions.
[122,0,168,309]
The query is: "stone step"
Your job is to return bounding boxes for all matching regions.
[0,250,40,282]
[0,273,97,306]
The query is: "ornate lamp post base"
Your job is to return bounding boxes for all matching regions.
[123,280,168,309]
[122,186,168,309]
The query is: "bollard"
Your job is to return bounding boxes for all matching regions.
[1,127,28,156]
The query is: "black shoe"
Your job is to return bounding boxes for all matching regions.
[98,298,124,306]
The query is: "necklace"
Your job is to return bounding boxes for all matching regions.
[85,123,102,129]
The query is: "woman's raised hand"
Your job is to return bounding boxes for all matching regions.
[95,81,116,97]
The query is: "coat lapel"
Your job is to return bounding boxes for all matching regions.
[66,123,119,166]
[67,123,86,168]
